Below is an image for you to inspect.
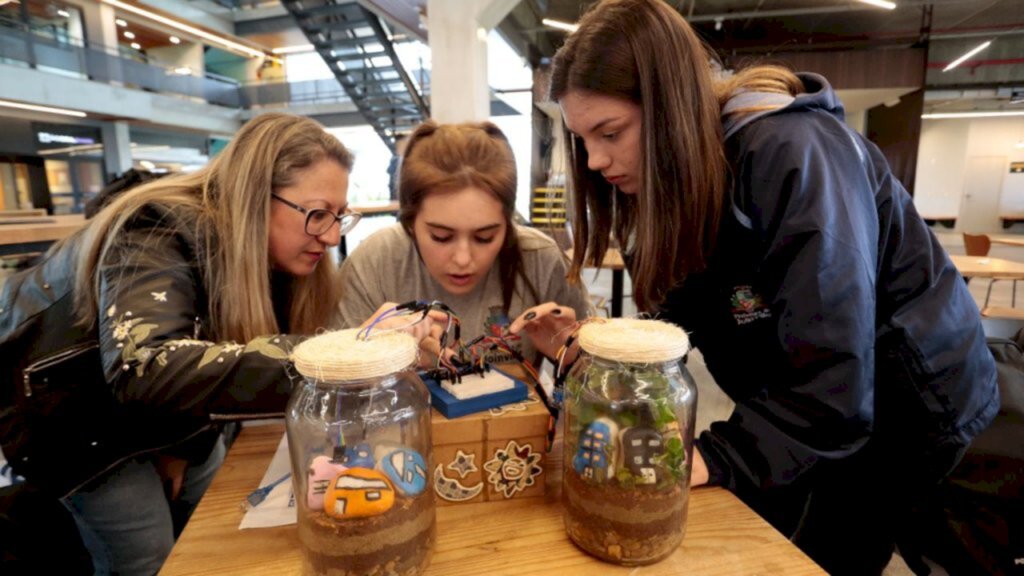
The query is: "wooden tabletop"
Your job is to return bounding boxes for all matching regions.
[160,423,823,575]
[0,214,85,246]
[352,201,400,216]
[950,254,1024,280]
[988,235,1024,248]
[566,247,625,270]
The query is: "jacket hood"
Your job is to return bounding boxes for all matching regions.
[721,72,846,140]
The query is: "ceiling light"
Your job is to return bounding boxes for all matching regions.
[115,18,127,27]
[169,35,180,44]
[943,40,993,73]
[922,111,1024,119]
[272,44,314,55]
[130,42,141,50]
[0,98,86,118]
[542,18,578,32]
[856,0,897,9]
[100,0,267,59]
[57,9,70,17]
[124,31,135,39]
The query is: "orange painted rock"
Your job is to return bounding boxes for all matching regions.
[323,468,396,519]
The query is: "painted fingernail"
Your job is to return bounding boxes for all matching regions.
[551,308,562,315]
[524,311,537,321]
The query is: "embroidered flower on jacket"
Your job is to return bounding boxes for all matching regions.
[165,338,214,350]
[113,319,138,341]
[221,342,244,356]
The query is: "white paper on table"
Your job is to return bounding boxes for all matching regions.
[239,433,297,529]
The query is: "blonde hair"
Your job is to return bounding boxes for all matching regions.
[72,113,353,342]
[398,120,538,312]
[550,0,802,311]
[717,64,805,117]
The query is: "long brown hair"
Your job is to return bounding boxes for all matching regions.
[398,120,538,312]
[550,0,800,311]
[73,113,353,341]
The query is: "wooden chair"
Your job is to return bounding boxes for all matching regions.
[963,233,1016,308]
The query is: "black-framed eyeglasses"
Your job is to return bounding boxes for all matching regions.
[272,193,362,237]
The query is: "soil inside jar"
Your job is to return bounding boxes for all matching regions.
[563,468,688,565]
[298,491,435,576]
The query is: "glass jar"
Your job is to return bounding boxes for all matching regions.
[286,329,435,576]
[562,319,697,565]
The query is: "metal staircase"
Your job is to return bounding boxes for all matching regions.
[280,0,428,151]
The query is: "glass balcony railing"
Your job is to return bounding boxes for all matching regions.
[0,19,241,107]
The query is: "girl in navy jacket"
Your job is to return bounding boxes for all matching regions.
[542,0,999,573]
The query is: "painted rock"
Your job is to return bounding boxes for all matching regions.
[323,467,395,519]
[620,426,665,484]
[340,442,374,468]
[573,416,618,480]
[382,448,428,496]
[306,455,347,510]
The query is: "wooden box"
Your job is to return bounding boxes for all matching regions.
[430,389,551,505]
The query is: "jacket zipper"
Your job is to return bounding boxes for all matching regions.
[22,342,99,398]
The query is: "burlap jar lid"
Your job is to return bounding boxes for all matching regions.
[577,318,690,364]
[291,329,417,382]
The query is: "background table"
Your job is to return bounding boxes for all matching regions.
[988,235,1024,248]
[160,423,824,575]
[950,254,1024,279]
[340,201,400,257]
[0,214,85,256]
[567,247,626,317]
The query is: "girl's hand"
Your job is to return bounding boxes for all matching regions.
[360,303,452,368]
[508,302,578,361]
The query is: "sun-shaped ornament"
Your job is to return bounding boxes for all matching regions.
[483,440,543,498]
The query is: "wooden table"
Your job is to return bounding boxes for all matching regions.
[160,424,823,575]
[567,247,626,317]
[0,214,85,256]
[950,254,1024,280]
[989,235,1024,248]
[354,200,400,217]
[339,201,401,258]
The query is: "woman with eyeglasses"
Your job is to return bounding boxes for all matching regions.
[0,113,426,575]
[336,120,589,367]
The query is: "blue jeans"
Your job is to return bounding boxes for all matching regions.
[62,436,226,576]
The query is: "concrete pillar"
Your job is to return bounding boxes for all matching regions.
[426,0,518,123]
[77,1,122,84]
[79,1,118,53]
[102,121,133,182]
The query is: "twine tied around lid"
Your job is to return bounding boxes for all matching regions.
[577,318,690,364]
[291,329,417,382]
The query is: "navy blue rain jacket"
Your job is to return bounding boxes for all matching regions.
[659,73,999,503]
